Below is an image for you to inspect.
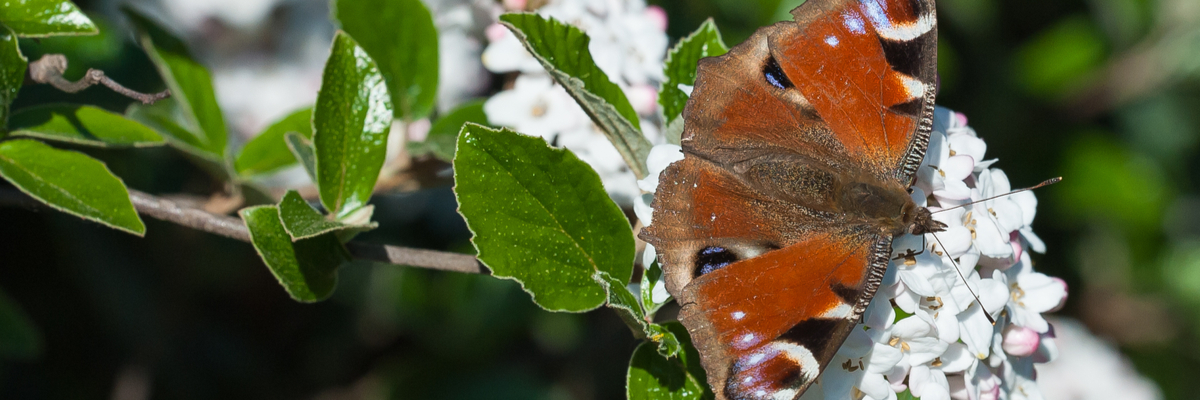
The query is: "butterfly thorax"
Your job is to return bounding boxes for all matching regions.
[834,177,927,237]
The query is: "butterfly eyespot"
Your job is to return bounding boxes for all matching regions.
[762,57,794,90]
[695,246,738,277]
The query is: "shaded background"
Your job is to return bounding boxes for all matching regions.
[1,0,1197,398]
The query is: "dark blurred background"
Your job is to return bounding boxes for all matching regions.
[1,0,1198,398]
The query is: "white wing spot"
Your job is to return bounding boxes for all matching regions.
[825,35,840,47]
[773,389,799,400]
[843,12,866,34]
[898,73,927,101]
[859,0,935,41]
[822,303,855,319]
[771,342,822,382]
[733,311,746,320]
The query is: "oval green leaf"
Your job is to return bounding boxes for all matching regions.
[240,205,350,303]
[285,132,318,182]
[408,99,489,161]
[499,13,653,179]
[660,19,728,125]
[235,107,313,176]
[277,190,376,241]
[334,0,438,120]
[8,104,165,147]
[0,139,144,235]
[124,8,227,157]
[313,31,393,219]
[453,123,635,312]
[0,0,97,37]
[0,25,26,129]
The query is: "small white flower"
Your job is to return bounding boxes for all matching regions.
[483,75,584,140]
[997,253,1068,333]
[953,270,1008,359]
[822,328,902,400]
[908,343,976,400]
[481,24,545,74]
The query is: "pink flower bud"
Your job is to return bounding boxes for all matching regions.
[645,6,668,32]
[1002,325,1040,357]
[627,84,658,115]
[978,377,1001,400]
[1010,231,1023,262]
[1047,277,1068,312]
[954,112,968,128]
[502,0,526,11]
[407,118,432,142]
[485,23,509,43]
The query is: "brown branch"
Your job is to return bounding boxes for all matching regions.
[0,187,485,275]
[28,54,171,104]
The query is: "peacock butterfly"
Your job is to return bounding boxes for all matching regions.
[639,0,941,399]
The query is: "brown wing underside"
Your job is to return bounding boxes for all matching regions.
[641,0,937,399]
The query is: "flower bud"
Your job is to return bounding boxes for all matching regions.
[485,23,509,43]
[645,6,668,32]
[628,84,659,115]
[1002,325,1040,357]
[502,0,527,11]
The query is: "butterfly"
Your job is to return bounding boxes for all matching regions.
[639,0,942,399]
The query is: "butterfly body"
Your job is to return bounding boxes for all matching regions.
[640,0,940,398]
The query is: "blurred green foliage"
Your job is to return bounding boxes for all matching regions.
[4,0,1200,398]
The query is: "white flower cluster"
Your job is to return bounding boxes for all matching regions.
[481,0,669,206]
[637,107,1069,400]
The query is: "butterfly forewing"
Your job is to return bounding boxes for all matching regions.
[641,0,937,399]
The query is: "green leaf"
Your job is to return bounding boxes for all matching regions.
[0,25,26,129]
[0,289,41,360]
[235,107,313,176]
[8,104,164,147]
[334,0,438,120]
[0,0,97,37]
[660,19,728,125]
[595,270,680,356]
[277,190,376,241]
[285,132,317,182]
[240,205,349,303]
[499,13,653,179]
[627,322,710,400]
[641,258,670,316]
[0,139,144,235]
[125,99,215,158]
[313,31,393,219]
[124,8,227,156]
[453,124,635,312]
[408,99,488,161]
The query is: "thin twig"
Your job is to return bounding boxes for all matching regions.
[28,54,170,104]
[0,187,486,275]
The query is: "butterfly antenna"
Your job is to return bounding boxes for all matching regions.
[929,232,996,325]
[932,177,1062,215]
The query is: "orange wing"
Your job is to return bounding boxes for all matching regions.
[681,0,937,182]
[642,0,937,399]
